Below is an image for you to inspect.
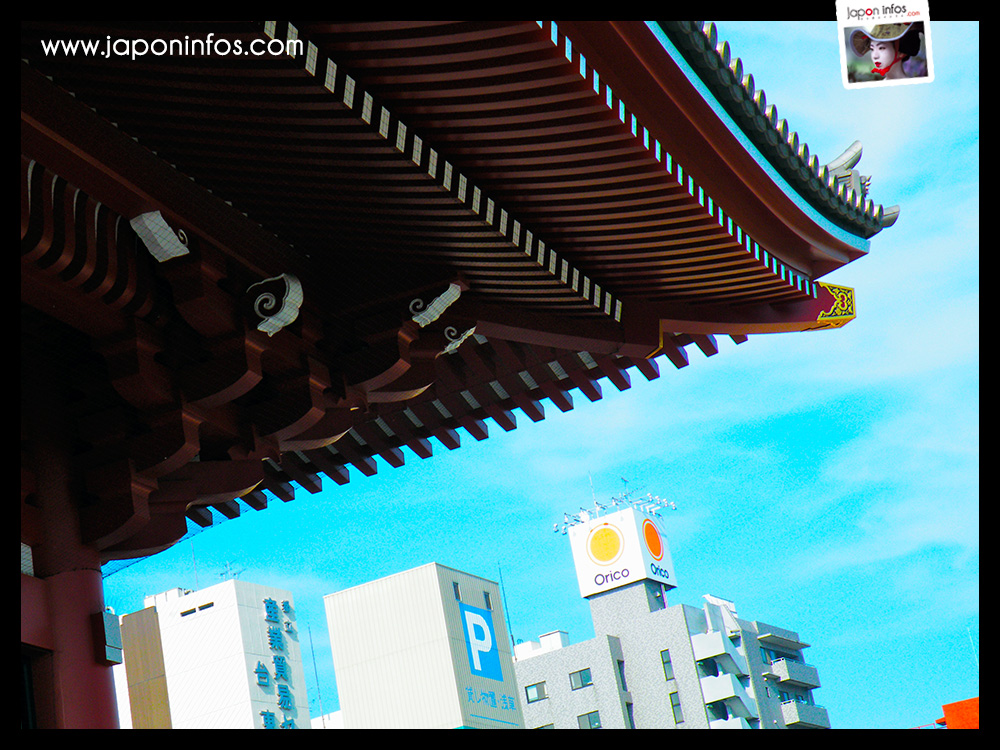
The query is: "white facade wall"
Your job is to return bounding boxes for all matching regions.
[325,563,523,729]
[125,580,310,729]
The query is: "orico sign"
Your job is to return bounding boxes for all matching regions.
[569,507,677,599]
[595,568,630,586]
[650,562,672,580]
[595,563,670,587]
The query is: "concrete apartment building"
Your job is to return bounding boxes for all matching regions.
[514,506,829,729]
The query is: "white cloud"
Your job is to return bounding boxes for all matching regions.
[779,375,979,584]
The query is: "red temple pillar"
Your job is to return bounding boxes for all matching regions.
[21,330,120,729]
[37,571,119,728]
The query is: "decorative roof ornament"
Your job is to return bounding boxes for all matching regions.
[825,141,900,228]
[442,326,477,355]
[410,282,463,328]
[131,210,189,262]
[659,21,900,237]
[247,273,303,336]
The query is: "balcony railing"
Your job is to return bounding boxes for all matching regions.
[754,621,809,650]
[770,657,820,688]
[692,630,749,677]
[781,700,831,729]
[709,716,751,729]
[701,673,758,719]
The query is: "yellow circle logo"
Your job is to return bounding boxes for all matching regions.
[587,523,623,566]
[643,519,664,560]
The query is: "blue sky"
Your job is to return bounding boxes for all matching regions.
[102,21,979,729]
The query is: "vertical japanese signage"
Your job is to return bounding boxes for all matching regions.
[257,596,299,729]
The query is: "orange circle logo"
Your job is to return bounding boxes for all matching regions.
[587,523,623,566]
[643,519,664,560]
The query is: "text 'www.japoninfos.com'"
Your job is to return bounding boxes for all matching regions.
[39,34,304,61]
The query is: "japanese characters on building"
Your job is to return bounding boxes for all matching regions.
[257,596,301,729]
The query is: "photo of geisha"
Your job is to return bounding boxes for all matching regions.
[846,22,928,84]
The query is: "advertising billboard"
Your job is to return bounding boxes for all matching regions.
[568,507,677,598]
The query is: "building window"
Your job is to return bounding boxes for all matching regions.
[660,649,675,681]
[570,668,593,690]
[625,702,635,729]
[617,660,628,692]
[525,682,547,704]
[762,646,799,664]
[578,711,602,729]
[670,691,684,724]
[453,582,461,601]
[483,591,492,610]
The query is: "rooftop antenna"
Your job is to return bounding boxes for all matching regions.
[555,476,677,534]
[610,477,676,518]
[308,620,326,728]
[218,561,245,581]
[498,563,517,653]
[191,540,199,589]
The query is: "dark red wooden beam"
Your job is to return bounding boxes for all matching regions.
[301,448,351,486]
[328,435,378,477]
[596,356,631,392]
[21,62,298,284]
[378,411,434,460]
[279,453,324,494]
[353,422,406,468]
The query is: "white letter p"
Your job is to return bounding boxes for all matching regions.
[464,611,492,670]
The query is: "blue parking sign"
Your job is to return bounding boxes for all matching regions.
[459,603,503,682]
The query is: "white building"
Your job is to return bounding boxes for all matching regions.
[513,506,830,729]
[117,579,310,729]
[324,563,524,729]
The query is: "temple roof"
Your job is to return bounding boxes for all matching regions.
[660,22,895,238]
[20,21,893,560]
